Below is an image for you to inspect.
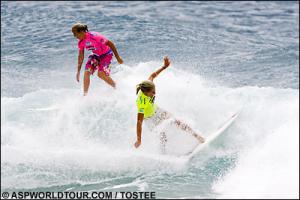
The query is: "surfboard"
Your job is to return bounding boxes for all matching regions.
[180,112,239,160]
[127,112,239,164]
[28,106,59,111]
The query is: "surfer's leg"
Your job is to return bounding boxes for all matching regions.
[97,53,115,88]
[172,119,205,143]
[83,71,92,96]
[154,107,172,125]
[97,71,116,88]
[83,54,99,96]
[159,131,167,154]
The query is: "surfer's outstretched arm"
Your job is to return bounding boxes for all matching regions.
[173,119,205,143]
[148,56,170,81]
[134,113,144,148]
[106,40,123,64]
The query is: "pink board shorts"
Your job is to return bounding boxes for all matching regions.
[85,50,113,76]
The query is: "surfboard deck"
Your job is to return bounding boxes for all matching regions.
[127,112,240,163]
[180,112,239,160]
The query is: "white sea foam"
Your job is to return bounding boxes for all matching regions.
[1,63,299,198]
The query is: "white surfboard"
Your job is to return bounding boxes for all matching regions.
[181,112,239,160]
[27,106,60,112]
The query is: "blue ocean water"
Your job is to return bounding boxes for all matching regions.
[1,1,299,199]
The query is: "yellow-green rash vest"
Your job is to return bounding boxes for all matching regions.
[136,91,156,118]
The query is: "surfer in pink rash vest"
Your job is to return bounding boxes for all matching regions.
[72,23,123,96]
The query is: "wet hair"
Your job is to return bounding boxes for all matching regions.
[72,23,88,33]
[136,80,155,95]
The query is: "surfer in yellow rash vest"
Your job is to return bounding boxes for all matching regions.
[134,56,205,149]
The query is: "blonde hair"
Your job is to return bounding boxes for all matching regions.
[72,23,88,33]
[136,80,155,95]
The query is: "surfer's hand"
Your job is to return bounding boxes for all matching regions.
[163,56,170,68]
[76,72,80,82]
[117,57,123,64]
[134,140,141,148]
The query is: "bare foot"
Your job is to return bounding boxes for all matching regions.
[193,133,205,143]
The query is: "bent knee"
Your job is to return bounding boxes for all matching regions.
[98,71,109,79]
[97,71,105,77]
